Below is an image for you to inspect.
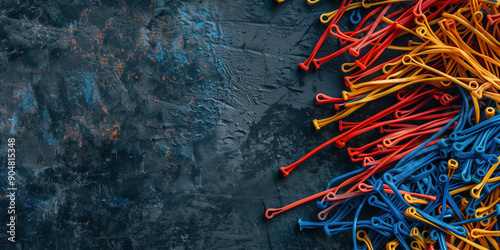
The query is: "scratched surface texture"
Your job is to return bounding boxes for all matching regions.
[0,0,377,249]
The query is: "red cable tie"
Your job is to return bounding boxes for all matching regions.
[487,13,500,25]
[280,86,443,176]
[349,3,393,58]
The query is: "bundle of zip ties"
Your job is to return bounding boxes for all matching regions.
[266,0,500,249]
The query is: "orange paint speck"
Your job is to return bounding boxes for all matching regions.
[110,130,118,140]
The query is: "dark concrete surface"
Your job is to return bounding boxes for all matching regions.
[0,0,375,249]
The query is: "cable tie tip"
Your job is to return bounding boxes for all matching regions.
[313,119,321,131]
[279,167,289,177]
[299,62,309,71]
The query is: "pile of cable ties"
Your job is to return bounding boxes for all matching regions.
[266,0,500,249]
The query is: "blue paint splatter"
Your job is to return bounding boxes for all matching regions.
[137,146,145,156]
[24,200,47,207]
[10,113,18,134]
[20,93,37,112]
[42,109,51,124]
[146,4,228,143]
[43,131,55,145]
[71,72,100,104]
[158,143,168,151]
[195,22,204,29]
[148,43,167,65]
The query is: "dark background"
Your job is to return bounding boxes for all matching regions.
[0,0,382,249]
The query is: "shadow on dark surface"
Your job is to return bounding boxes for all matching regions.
[0,0,375,249]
